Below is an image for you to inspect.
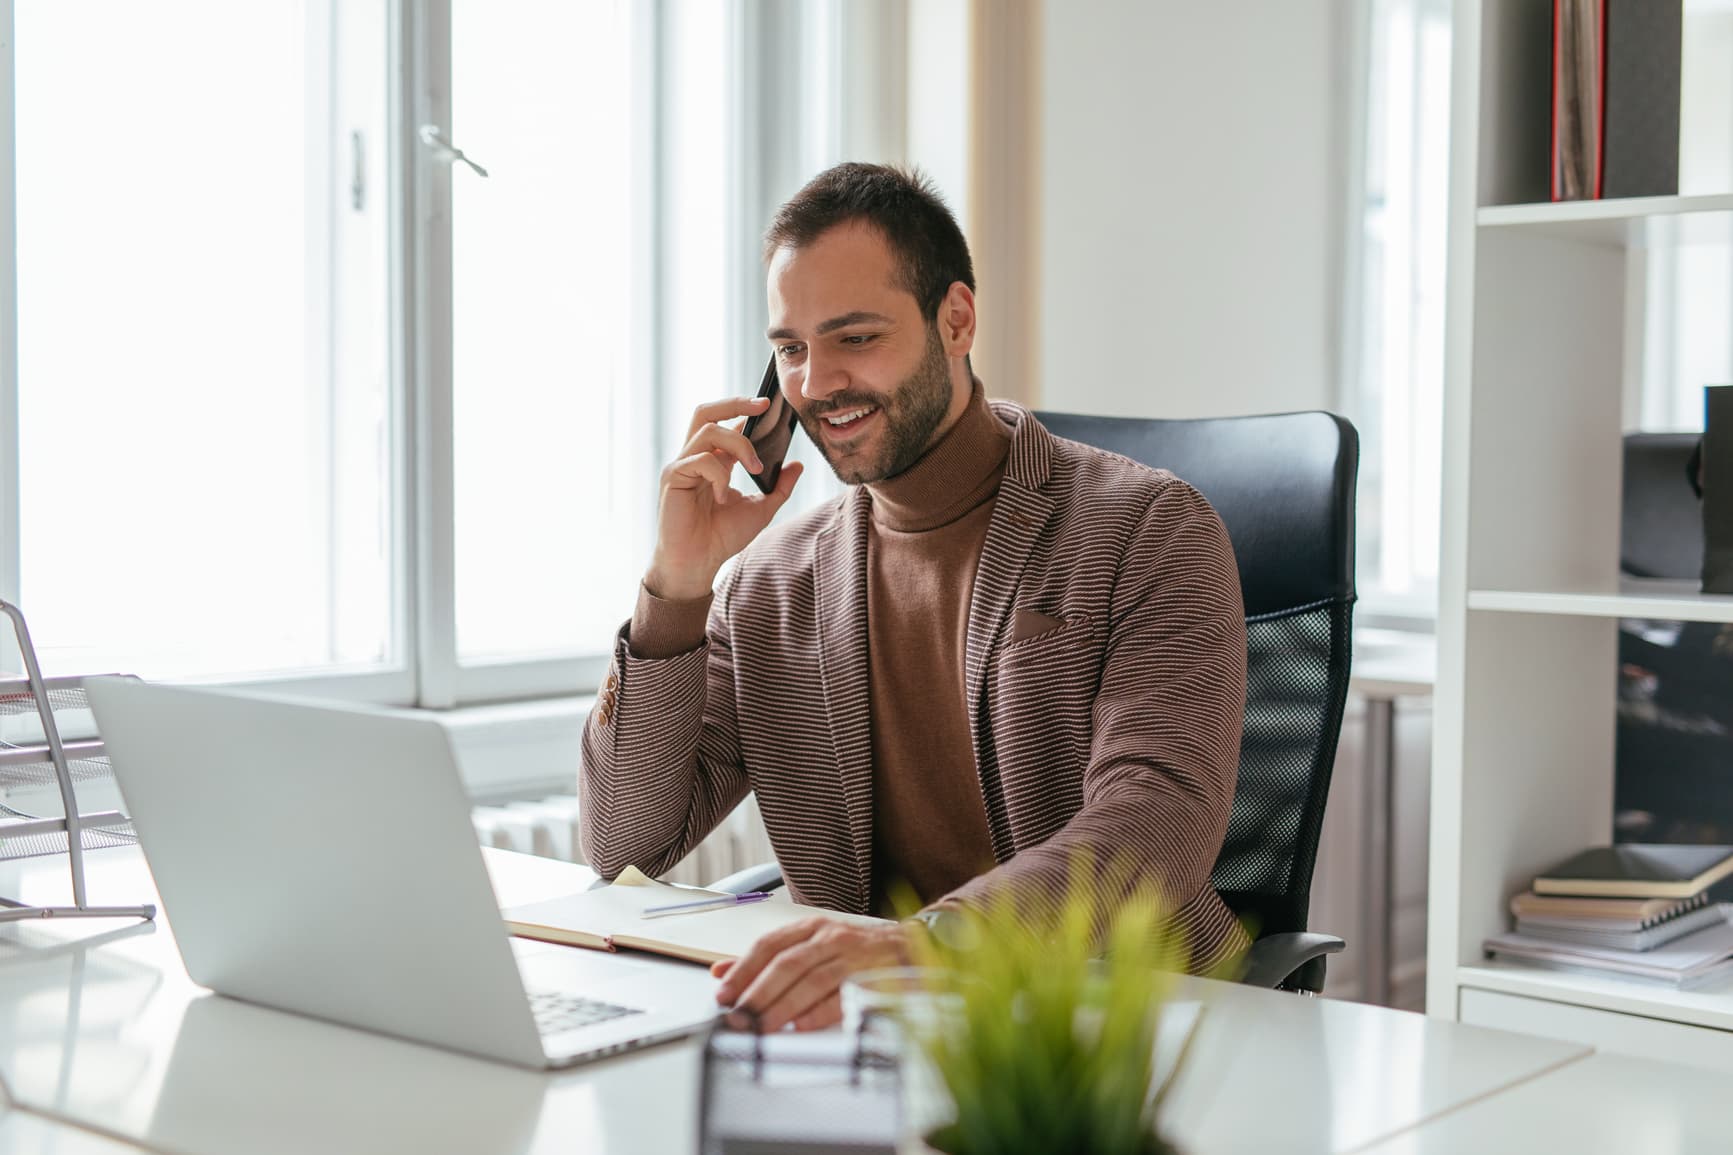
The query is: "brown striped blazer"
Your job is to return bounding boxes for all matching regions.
[580,402,1250,970]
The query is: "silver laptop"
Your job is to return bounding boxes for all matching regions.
[85,677,722,1069]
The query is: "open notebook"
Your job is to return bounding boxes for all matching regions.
[503,867,888,966]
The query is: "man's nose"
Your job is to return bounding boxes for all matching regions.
[800,348,847,403]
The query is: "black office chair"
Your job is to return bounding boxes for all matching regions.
[717,409,1358,992]
[1035,410,1357,991]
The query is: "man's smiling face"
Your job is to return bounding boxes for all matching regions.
[766,221,964,486]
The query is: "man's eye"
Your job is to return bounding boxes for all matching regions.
[842,334,876,346]
[775,344,805,359]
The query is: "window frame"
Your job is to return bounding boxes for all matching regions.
[394,0,663,707]
[1,0,21,674]
[426,0,661,707]
[0,0,418,700]
[0,0,658,708]
[1339,0,1453,626]
[0,1,911,704]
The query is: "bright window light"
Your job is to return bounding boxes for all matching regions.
[1636,4,1733,433]
[1350,0,1451,610]
[13,1,392,679]
[450,0,646,660]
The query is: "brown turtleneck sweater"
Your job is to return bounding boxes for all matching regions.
[861,387,1004,911]
[628,385,1007,913]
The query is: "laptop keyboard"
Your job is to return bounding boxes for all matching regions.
[527,990,644,1035]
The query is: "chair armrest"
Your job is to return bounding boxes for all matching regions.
[709,862,785,895]
[1237,931,1345,991]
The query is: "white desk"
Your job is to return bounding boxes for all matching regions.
[0,847,699,1155]
[0,846,1594,1154]
[1356,1051,1733,1154]
[0,1111,144,1155]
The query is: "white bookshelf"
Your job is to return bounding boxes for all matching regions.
[1468,579,1733,623]
[1457,963,1733,1034]
[1477,193,1733,246]
[1428,1,1733,1062]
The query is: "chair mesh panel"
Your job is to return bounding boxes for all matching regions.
[1210,598,1354,942]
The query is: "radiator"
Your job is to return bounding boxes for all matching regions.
[471,792,776,888]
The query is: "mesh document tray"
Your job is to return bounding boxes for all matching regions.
[0,600,155,924]
[1,682,138,857]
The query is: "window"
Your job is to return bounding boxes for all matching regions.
[1639,229,1733,432]
[0,2,915,704]
[3,0,652,701]
[11,1,395,683]
[1345,0,1452,616]
[1633,3,1733,433]
[448,0,647,663]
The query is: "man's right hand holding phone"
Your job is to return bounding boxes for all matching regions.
[644,396,804,602]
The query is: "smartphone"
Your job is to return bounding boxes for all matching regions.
[739,353,799,495]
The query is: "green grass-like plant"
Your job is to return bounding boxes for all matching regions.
[902,869,1223,1155]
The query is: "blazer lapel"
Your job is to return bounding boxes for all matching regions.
[965,406,1057,852]
[811,487,875,912]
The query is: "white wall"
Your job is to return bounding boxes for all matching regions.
[1036,0,1350,418]
[905,0,972,228]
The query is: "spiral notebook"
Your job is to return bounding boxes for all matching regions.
[1514,904,1727,953]
[1509,890,1708,928]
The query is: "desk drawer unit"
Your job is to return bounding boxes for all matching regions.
[1459,988,1733,1074]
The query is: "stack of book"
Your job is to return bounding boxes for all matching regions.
[1484,844,1733,990]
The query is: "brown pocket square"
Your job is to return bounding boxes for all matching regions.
[1010,608,1067,643]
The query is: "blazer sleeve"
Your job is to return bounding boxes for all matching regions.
[577,565,751,880]
[938,480,1247,954]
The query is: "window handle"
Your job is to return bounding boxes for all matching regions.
[418,124,490,179]
[350,130,366,211]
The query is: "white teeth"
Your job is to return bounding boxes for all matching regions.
[825,407,876,426]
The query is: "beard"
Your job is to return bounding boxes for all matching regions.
[795,325,955,486]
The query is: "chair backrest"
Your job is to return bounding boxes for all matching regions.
[1034,410,1358,970]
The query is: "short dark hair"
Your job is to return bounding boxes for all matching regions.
[763,163,975,323]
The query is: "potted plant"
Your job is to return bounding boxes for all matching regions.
[901,875,1227,1155]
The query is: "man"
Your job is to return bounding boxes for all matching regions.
[580,163,1248,1033]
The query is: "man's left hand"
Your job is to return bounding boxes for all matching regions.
[710,917,915,1032]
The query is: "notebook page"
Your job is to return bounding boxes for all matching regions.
[504,866,888,964]
[610,896,888,964]
[502,866,726,950]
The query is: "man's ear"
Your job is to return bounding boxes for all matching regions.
[936,281,977,359]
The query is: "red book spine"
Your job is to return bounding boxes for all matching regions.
[1595,0,1608,199]
[1551,0,1562,201]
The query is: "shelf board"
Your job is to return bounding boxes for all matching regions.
[1467,579,1733,623]
[1457,962,1733,1034]
[1477,193,1733,247]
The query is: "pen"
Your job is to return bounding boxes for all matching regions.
[640,891,774,919]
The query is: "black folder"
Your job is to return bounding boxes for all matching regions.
[1551,0,1682,201]
[1533,844,1733,899]
[1704,387,1733,594]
